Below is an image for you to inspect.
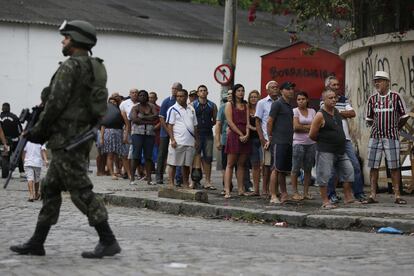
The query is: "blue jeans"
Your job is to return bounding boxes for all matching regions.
[328,141,365,197]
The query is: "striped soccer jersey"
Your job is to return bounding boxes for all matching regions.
[365,90,408,139]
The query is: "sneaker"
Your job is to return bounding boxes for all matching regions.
[129,181,137,185]
[355,193,367,202]
[329,194,340,204]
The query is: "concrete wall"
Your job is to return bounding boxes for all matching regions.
[0,23,273,113]
[339,30,414,179]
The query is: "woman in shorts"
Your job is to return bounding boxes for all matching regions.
[291,92,316,200]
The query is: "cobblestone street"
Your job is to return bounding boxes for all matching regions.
[1,183,414,276]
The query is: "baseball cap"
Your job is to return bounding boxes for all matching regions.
[280,81,296,90]
[189,90,197,96]
[373,71,390,81]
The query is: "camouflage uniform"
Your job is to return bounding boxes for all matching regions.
[30,52,108,226]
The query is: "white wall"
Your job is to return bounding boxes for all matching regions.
[0,23,273,113]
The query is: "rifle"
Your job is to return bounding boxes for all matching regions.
[4,106,43,189]
[64,126,98,152]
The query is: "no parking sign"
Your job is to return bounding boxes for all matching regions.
[214,64,233,85]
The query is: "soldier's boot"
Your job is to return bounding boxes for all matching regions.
[10,223,50,256]
[191,168,203,189]
[81,221,121,259]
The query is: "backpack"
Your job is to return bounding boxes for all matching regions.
[86,57,108,121]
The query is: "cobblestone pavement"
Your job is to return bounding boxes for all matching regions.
[1,182,414,275]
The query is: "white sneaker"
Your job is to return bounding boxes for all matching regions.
[129,181,137,185]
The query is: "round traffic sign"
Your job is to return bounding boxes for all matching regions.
[214,64,233,85]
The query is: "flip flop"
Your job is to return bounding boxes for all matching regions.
[321,203,337,209]
[269,198,281,204]
[303,194,313,200]
[291,193,304,201]
[344,199,362,205]
[367,197,379,204]
[204,186,217,190]
[239,192,255,197]
[224,194,232,199]
[394,198,407,205]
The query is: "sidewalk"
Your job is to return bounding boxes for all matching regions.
[89,163,414,234]
[4,163,414,233]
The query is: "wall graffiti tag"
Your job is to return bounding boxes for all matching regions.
[356,47,414,109]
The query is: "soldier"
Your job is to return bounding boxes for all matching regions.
[10,20,121,258]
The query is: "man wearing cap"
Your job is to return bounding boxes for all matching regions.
[366,71,409,204]
[255,80,279,197]
[188,90,198,104]
[10,20,121,258]
[266,81,294,204]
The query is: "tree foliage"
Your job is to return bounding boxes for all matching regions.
[188,0,414,42]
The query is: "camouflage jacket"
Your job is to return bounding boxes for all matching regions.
[30,51,107,150]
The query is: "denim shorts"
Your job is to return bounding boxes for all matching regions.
[250,137,262,165]
[315,151,354,187]
[196,136,213,163]
[367,138,400,169]
[291,143,316,174]
[131,134,155,161]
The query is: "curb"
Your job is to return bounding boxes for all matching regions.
[100,193,414,233]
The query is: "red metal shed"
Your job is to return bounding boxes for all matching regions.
[261,42,345,107]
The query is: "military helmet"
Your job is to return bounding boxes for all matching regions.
[59,20,97,47]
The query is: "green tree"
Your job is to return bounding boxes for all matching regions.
[188,0,414,40]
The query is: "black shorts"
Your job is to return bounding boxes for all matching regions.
[272,143,292,173]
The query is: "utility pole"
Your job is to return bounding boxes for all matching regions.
[221,0,238,102]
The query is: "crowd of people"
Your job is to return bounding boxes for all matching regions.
[96,70,409,209]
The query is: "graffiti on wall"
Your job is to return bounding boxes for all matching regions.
[355,46,414,108]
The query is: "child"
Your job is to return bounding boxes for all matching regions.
[23,142,48,202]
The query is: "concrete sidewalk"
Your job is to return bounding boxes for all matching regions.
[4,164,414,233]
[88,164,414,234]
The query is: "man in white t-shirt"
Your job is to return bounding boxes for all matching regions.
[166,89,199,188]
[255,80,279,197]
[119,88,139,180]
[23,142,48,202]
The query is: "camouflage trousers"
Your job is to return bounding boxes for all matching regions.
[37,141,108,226]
